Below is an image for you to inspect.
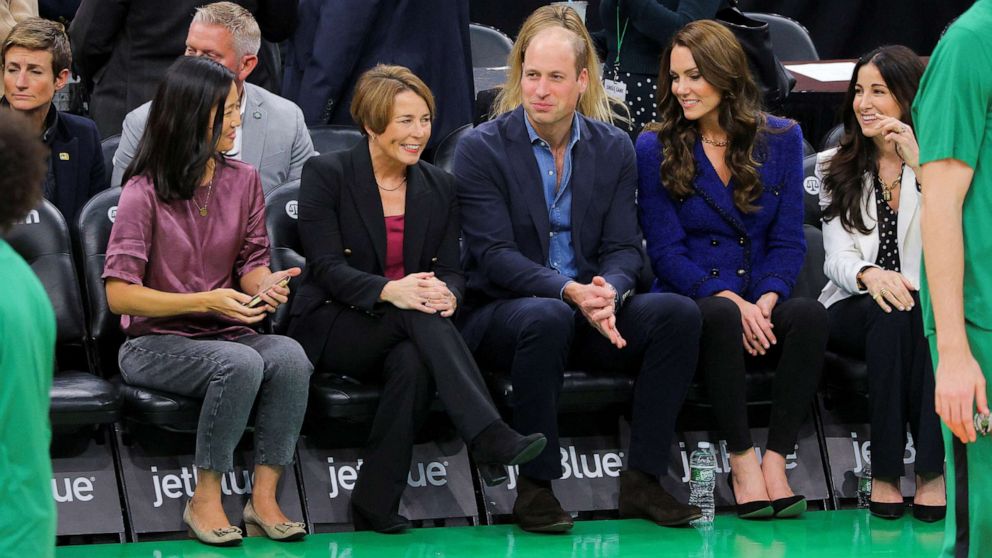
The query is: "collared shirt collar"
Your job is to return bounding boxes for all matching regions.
[523,110,582,151]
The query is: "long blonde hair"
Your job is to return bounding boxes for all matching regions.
[492,5,625,124]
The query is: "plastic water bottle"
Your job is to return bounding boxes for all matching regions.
[688,442,717,525]
[857,462,872,509]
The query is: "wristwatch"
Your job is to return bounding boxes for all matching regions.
[855,266,873,291]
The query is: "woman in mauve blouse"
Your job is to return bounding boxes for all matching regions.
[103,57,310,547]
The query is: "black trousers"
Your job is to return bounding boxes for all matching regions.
[469,293,702,480]
[305,304,500,517]
[828,293,944,477]
[696,296,828,456]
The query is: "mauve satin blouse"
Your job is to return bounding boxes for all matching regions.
[103,159,270,339]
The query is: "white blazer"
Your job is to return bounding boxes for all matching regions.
[815,148,922,309]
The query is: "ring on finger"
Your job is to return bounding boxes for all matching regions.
[900,125,908,133]
[879,288,890,297]
[872,292,882,301]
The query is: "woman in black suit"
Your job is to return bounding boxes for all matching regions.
[286,65,545,533]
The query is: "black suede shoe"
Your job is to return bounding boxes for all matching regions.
[470,421,547,486]
[351,504,411,534]
[513,475,574,533]
[618,469,703,526]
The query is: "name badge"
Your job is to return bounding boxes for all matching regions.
[604,79,627,103]
[59,152,70,160]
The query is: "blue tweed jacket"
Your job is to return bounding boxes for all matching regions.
[636,115,806,303]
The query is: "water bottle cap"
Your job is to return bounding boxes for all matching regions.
[698,441,710,449]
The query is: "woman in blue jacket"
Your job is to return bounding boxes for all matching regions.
[637,20,827,519]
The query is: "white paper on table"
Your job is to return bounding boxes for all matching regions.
[784,62,857,83]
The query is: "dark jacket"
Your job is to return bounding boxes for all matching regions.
[452,107,643,347]
[282,0,473,147]
[636,115,806,302]
[34,105,106,227]
[286,141,464,358]
[69,0,295,138]
[600,0,724,75]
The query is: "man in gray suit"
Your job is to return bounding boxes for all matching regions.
[112,2,315,193]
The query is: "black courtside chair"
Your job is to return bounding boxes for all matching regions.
[469,23,514,68]
[307,125,364,155]
[265,180,383,422]
[431,124,473,173]
[4,199,120,430]
[76,188,201,431]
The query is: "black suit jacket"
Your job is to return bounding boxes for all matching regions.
[287,141,464,358]
[452,107,643,347]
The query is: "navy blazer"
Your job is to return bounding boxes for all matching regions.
[47,109,106,228]
[286,141,464,359]
[636,115,806,302]
[453,107,643,340]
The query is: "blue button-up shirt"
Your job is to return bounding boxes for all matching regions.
[524,113,580,282]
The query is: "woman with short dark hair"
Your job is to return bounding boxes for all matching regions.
[287,64,546,534]
[638,20,827,519]
[817,45,944,522]
[105,56,311,546]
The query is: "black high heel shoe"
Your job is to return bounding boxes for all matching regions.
[771,495,806,518]
[470,421,547,486]
[726,474,773,519]
[351,503,411,534]
[912,504,946,522]
[869,478,905,519]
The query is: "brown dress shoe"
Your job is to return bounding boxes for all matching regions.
[513,475,574,533]
[618,469,703,526]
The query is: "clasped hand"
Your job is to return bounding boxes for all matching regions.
[565,276,626,349]
[719,291,778,356]
[380,272,457,317]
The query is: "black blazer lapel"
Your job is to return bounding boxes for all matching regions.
[403,163,431,273]
[348,143,388,272]
[506,108,552,259]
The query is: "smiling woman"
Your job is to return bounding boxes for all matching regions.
[637,19,825,521]
[287,64,546,534]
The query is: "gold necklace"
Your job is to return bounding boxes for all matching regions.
[877,164,903,202]
[700,134,729,147]
[191,180,214,217]
[377,176,407,192]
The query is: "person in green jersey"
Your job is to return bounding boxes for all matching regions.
[0,112,56,556]
[914,0,992,555]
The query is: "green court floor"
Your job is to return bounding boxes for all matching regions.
[55,509,944,558]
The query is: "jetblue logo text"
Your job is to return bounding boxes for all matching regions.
[327,457,449,498]
[849,431,917,475]
[505,446,625,490]
[151,466,254,508]
[52,476,95,503]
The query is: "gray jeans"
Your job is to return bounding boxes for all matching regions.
[119,333,312,472]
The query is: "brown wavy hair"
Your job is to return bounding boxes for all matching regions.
[645,20,771,213]
[820,45,924,234]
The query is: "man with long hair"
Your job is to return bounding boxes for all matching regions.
[453,5,701,533]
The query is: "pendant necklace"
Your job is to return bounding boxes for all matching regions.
[191,179,214,217]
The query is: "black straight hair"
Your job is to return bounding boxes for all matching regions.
[122,56,235,202]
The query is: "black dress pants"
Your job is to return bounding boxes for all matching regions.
[827,292,944,478]
[305,303,500,517]
[696,296,828,456]
[469,293,702,480]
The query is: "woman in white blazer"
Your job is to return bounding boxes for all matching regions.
[817,45,944,522]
